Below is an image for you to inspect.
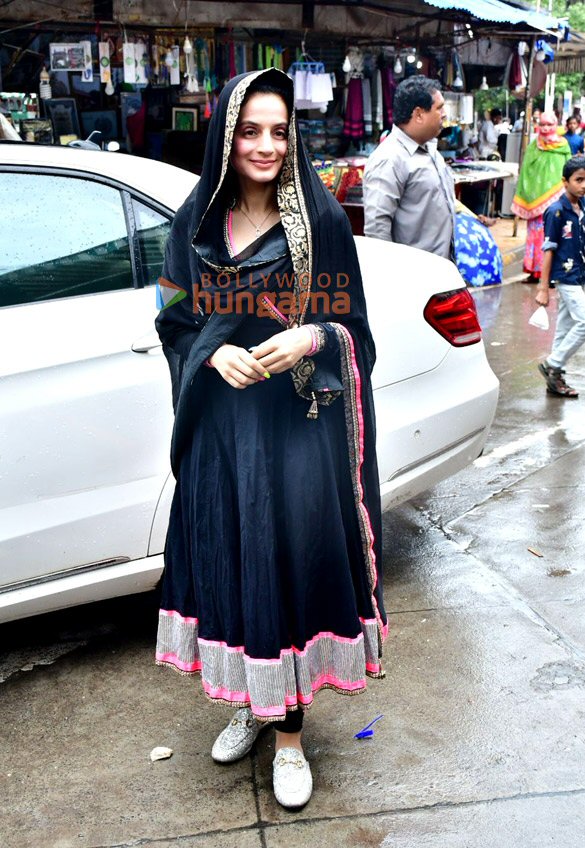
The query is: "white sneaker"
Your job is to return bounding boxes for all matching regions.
[272,747,313,809]
[211,707,262,763]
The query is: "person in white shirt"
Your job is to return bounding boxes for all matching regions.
[478,108,502,158]
[363,75,456,260]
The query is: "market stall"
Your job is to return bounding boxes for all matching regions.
[0,0,564,181]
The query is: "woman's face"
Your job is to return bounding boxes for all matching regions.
[567,117,579,134]
[538,113,557,138]
[231,93,289,185]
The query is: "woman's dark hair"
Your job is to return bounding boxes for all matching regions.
[566,115,579,128]
[563,155,585,179]
[393,75,441,125]
[242,79,294,120]
[490,108,502,120]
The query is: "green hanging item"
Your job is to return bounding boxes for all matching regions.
[257,43,263,69]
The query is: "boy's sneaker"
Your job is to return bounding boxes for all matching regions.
[538,362,579,398]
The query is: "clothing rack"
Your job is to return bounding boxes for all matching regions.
[288,37,325,75]
[289,60,325,73]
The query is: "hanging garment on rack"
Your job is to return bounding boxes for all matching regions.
[343,77,365,139]
[236,43,246,74]
[134,41,148,85]
[346,46,364,78]
[374,70,383,130]
[362,78,372,135]
[229,41,236,78]
[380,67,396,129]
[291,63,333,110]
[311,72,334,103]
[293,69,309,103]
[123,42,137,84]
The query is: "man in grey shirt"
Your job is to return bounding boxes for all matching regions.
[363,76,456,260]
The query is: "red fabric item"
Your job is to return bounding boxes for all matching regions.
[343,78,365,139]
[509,52,522,90]
[126,101,146,151]
[336,166,363,203]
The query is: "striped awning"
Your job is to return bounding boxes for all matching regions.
[422,0,562,32]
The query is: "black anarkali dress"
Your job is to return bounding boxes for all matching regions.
[155,69,387,722]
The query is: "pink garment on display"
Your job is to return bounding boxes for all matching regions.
[524,215,544,276]
[380,67,396,128]
[343,77,365,139]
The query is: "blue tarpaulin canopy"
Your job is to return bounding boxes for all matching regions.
[422,0,562,32]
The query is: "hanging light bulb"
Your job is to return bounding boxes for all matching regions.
[394,55,402,74]
[183,35,193,55]
[342,55,351,73]
[39,67,51,100]
[416,60,423,69]
[479,76,489,90]
[105,78,115,96]
[453,72,463,89]
[165,49,174,67]
[407,51,416,64]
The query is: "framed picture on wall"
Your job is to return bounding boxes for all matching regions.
[49,43,86,72]
[172,107,198,132]
[43,98,81,138]
[21,119,53,144]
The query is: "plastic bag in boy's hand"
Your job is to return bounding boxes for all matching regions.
[528,306,550,330]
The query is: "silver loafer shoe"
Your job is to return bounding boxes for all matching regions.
[272,747,313,809]
[211,707,262,764]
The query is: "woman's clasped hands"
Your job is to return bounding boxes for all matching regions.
[209,326,313,389]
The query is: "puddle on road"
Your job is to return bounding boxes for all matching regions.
[0,640,88,683]
[530,661,585,692]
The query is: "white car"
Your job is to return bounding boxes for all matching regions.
[0,143,499,623]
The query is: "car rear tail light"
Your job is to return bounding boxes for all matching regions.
[423,288,482,347]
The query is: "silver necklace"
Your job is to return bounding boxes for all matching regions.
[237,203,276,236]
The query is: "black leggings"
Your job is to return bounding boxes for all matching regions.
[277,709,304,733]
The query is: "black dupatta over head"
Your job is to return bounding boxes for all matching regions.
[157,68,376,456]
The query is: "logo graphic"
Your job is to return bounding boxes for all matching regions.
[156,278,187,311]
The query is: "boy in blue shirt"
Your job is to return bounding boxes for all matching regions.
[536,156,585,398]
[564,116,584,156]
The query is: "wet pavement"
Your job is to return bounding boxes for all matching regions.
[2,275,585,847]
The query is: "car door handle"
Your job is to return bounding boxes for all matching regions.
[132,331,162,353]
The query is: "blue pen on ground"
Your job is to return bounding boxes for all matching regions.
[354,714,384,740]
